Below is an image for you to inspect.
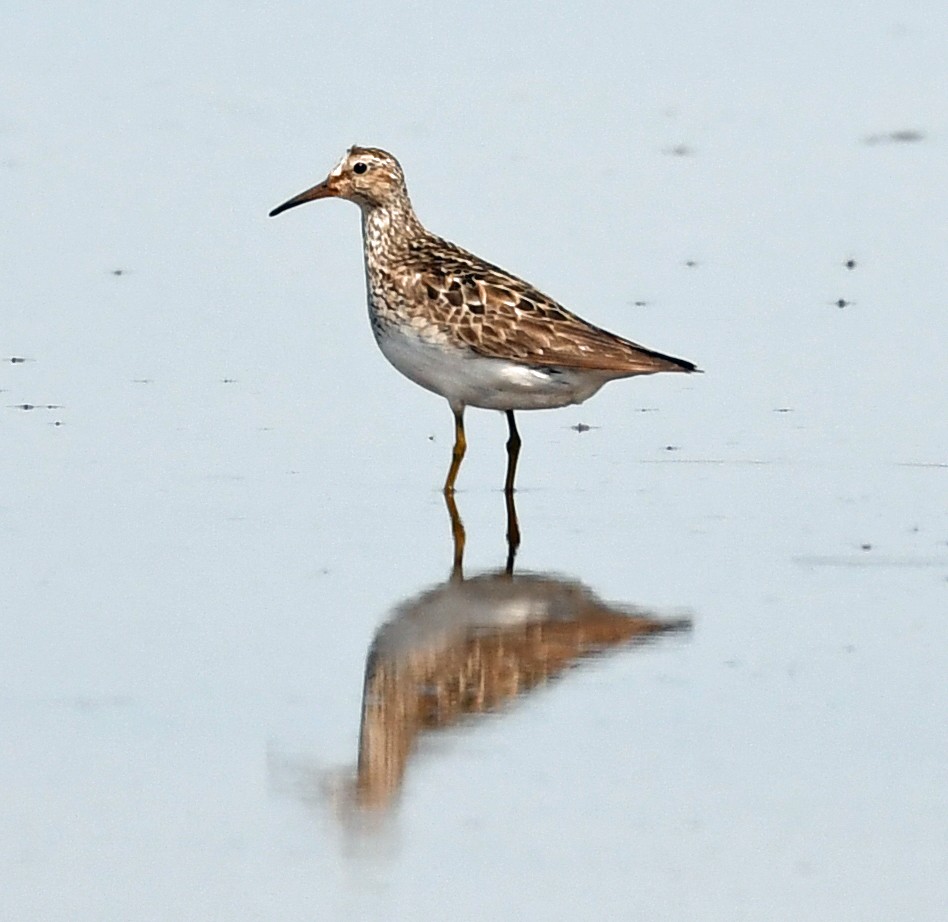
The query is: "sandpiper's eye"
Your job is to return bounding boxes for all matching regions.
[353,161,368,174]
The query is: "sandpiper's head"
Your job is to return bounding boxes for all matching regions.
[269,146,407,216]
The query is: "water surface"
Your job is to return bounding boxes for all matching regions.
[2,2,946,920]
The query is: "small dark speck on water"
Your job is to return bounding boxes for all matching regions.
[774,407,793,413]
[632,300,648,307]
[864,129,925,145]
[572,423,592,433]
[835,298,851,308]
[111,269,126,276]
[684,260,698,268]
[6,356,29,363]
[860,543,872,551]
[221,378,238,384]
[845,259,857,269]
[664,445,680,452]
[663,144,694,157]
[132,378,154,384]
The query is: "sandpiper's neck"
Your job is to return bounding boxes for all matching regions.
[360,193,425,264]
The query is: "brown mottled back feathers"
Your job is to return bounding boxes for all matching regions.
[392,235,696,376]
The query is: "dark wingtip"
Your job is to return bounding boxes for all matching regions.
[660,354,700,373]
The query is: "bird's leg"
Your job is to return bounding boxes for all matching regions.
[444,407,466,495]
[444,491,466,580]
[504,487,521,575]
[503,410,521,495]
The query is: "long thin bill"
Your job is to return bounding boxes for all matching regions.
[269,180,334,217]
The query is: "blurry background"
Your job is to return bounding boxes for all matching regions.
[2,2,946,920]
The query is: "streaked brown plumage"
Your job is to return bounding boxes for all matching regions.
[270,145,698,492]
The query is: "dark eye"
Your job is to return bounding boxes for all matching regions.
[353,162,367,174]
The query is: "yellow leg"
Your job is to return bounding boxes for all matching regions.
[444,407,466,495]
[503,410,521,494]
[444,491,466,580]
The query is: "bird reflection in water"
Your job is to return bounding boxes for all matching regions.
[351,492,692,810]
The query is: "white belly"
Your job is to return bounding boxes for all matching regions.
[374,323,609,412]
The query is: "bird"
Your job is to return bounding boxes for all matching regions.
[269,146,698,494]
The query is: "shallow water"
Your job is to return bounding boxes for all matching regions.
[3,2,947,920]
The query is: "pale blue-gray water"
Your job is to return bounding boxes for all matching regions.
[2,2,946,920]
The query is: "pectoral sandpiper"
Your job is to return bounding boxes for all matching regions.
[270,146,698,493]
